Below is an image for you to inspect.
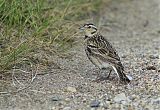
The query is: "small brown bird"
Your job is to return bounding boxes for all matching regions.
[79,23,130,83]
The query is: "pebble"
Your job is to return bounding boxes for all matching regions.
[63,107,71,110]
[51,95,61,101]
[121,55,127,58]
[146,66,157,70]
[51,107,59,110]
[51,107,56,110]
[121,100,127,105]
[65,98,70,102]
[144,104,154,110]
[113,93,129,103]
[152,97,160,104]
[66,87,77,93]
[90,100,100,108]
[130,94,139,101]
[149,55,159,59]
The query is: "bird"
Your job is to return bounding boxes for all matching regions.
[79,23,130,84]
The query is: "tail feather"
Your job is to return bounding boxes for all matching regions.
[114,65,130,83]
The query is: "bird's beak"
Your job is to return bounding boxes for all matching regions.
[79,26,85,31]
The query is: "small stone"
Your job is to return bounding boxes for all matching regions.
[144,104,154,110]
[130,94,138,100]
[121,100,127,105]
[153,97,160,104]
[114,103,120,108]
[105,101,111,104]
[146,66,157,70]
[121,55,127,58]
[63,107,71,110]
[66,87,77,92]
[113,93,128,103]
[51,107,56,110]
[51,107,59,110]
[51,96,61,101]
[65,98,70,102]
[90,100,100,107]
[149,55,159,59]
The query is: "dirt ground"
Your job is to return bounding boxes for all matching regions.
[0,0,160,110]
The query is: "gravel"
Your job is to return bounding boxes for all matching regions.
[90,100,101,108]
[0,0,160,110]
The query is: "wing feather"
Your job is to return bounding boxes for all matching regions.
[86,34,122,67]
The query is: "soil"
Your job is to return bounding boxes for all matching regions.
[0,0,160,110]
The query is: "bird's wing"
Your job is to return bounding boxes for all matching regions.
[87,35,122,67]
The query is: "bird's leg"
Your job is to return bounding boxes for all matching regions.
[106,69,112,79]
[94,68,111,82]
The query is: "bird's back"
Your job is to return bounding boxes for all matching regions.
[85,33,123,68]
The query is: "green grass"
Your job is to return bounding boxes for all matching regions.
[0,0,105,74]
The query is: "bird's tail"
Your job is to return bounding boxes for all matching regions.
[114,65,130,83]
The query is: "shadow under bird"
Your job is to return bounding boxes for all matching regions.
[79,23,130,84]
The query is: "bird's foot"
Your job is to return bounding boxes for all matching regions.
[93,76,110,83]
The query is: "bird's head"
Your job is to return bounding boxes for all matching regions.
[79,23,98,37]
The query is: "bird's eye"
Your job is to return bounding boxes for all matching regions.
[88,26,91,28]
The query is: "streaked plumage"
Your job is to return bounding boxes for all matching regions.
[80,23,130,83]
